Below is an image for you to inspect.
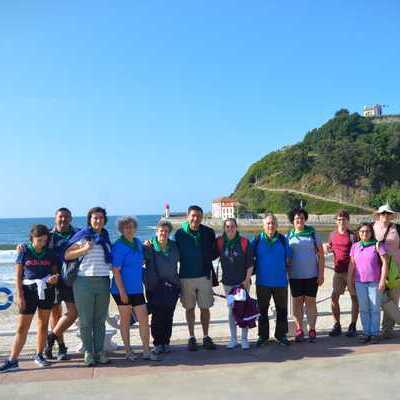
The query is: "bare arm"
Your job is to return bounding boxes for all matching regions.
[65,241,92,261]
[112,267,128,304]
[379,254,389,292]
[15,264,25,311]
[317,245,325,286]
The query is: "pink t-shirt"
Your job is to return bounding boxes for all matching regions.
[373,221,400,265]
[350,242,386,283]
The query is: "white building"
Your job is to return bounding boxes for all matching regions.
[212,197,239,219]
[363,104,383,117]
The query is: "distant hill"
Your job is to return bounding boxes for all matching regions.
[233,109,400,214]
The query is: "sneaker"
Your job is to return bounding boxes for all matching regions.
[241,339,250,350]
[44,333,57,360]
[84,352,96,367]
[162,344,171,353]
[359,335,371,344]
[203,336,217,350]
[346,322,357,338]
[0,359,19,373]
[126,351,138,361]
[226,338,239,349]
[308,329,317,343]
[295,328,304,343]
[370,335,380,344]
[142,351,160,361]
[33,353,51,368]
[382,330,395,339]
[153,345,163,355]
[256,337,268,347]
[187,337,198,351]
[328,323,342,337]
[277,336,290,346]
[95,352,110,364]
[57,343,69,361]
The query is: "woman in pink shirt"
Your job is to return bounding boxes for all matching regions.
[347,222,388,343]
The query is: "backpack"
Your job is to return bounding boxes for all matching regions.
[381,223,400,289]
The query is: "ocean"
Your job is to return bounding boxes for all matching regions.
[0,215,161,288]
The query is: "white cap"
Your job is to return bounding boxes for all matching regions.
[376,202,396,214]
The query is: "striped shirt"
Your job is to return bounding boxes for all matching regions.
[77,241,111,277]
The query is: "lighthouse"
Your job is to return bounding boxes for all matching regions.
[164,203,170,218]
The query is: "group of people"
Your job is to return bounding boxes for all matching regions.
[1,203,399,373]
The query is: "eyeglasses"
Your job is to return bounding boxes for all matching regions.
[359,230,371,234]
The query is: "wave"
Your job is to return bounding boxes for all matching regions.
[0,250,16,265]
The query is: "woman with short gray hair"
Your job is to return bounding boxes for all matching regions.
[144,220,180,354]
[111,216,158,361]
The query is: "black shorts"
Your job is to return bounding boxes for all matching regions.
[289,277,318,298]
[55,281,75,304]
[112,293,146,307]
[20,284,56,315]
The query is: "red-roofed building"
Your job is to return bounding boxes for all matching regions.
[212,197,239,219]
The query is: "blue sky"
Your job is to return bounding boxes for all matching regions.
[0,0,399,217]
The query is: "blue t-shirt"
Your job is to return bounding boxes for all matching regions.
[49,227,78,272]
[110,238,144,295]
[252,234,291,287]
[287,233,322,279]
[16,245,58,280]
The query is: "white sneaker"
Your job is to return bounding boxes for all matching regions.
[226,339,239,349]
[241,339,250,350]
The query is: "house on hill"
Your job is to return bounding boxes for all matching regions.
[212,197,239,219]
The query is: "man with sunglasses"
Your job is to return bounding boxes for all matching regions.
[326,210,358,337]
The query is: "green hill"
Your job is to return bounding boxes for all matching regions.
[233,109,400,214]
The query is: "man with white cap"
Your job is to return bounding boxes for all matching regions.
[373,203,400,338]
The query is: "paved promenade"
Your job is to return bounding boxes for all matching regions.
[1,334,400,400]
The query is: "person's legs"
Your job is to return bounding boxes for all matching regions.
[10,314,34,360]
[293,296,305,330]
[355,282,370,336]
[118,305,133,353]
[200,308,210,337]
[92,278,110,355]
[272,287,288,340]
[180,278,197,337]
[256,285,272,341]
[331,292,341,324]
[224,285,237,344]
[304,297,317,330]
[52,302,78,338]
[50,304,62,337]
[382,287,400,336]
[350,295,359,324]
[367,282,382,337]
[164,305,176,345]
[134,304,150,353]
[151,304,165,346]
[185,308,196,337]
[73,277,95,354]
[36,309,52,354]
[197,277,214,338]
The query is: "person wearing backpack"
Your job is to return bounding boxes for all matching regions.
[252,213,291,347]
[287,207,325,343]
[216,218,253,349]
[347,222,388,344]
[326,210,359,337]
[373,203,400,339]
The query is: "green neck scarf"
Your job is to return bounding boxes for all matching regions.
[360,239,377,248]
[151,237,170,255]
[27,242,48,259]
[261,231,279,245]
[223,232,240,251]
[288,225,315,240]
[182,221,201,246]
[119,236,138,251]
[54,228,73,240]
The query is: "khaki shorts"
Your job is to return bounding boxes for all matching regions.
[332,272,350,296]
[180,276,214,309]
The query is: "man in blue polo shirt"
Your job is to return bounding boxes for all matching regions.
[252,213,291,346]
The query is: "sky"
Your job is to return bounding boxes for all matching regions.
[0,0,399,218]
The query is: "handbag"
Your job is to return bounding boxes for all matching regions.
[62,257,83,287]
